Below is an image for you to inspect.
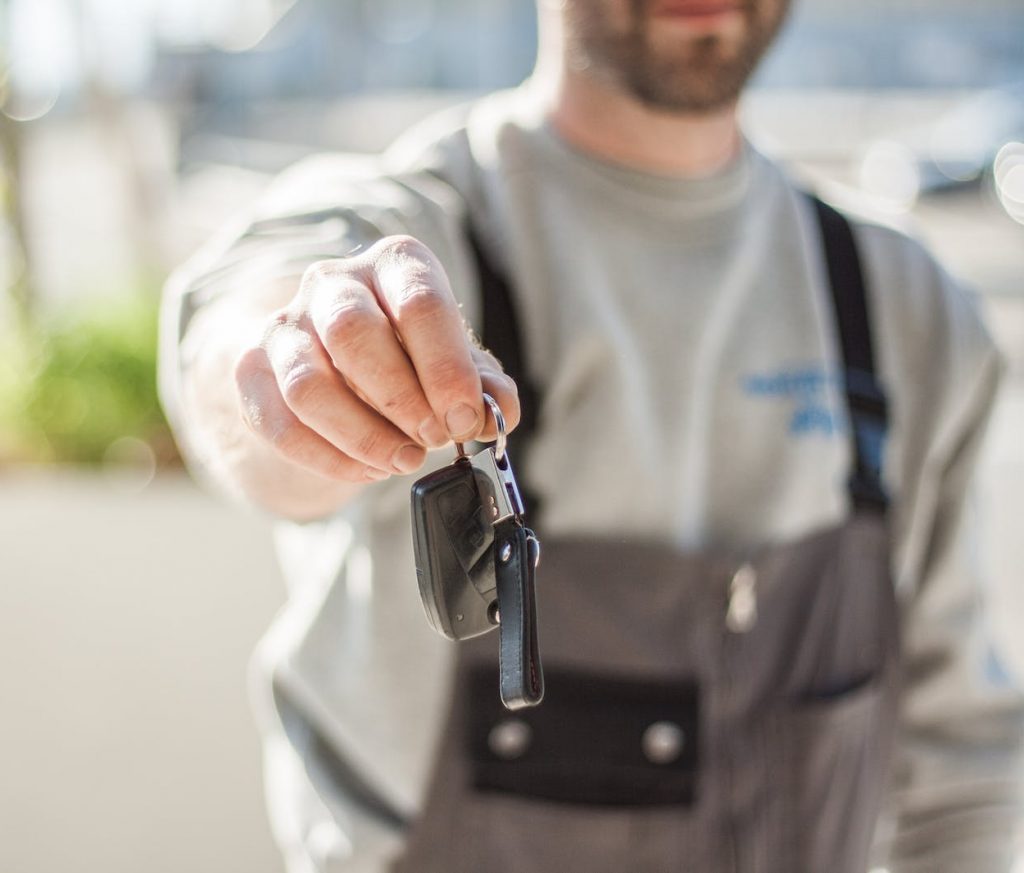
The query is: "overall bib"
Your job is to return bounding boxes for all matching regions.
[393,198,901,873]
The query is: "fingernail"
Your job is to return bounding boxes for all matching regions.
[391,444,425,474]
[445,403,480,440]
[365,468,390,481]
[417,416,448,448]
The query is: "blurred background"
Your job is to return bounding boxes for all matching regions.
[0,1,1021,871]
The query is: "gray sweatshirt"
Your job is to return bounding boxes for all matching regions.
[161,86,1024,872]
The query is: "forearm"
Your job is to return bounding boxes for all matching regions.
[176,279,367,521]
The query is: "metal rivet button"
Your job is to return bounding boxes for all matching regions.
[488,719,532,760]
[642,720,685,765]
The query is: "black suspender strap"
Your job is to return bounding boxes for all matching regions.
[811,196,890,512]
[468,197,890,518]
[466,221,542,517]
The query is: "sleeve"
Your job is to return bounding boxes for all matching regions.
[157,152,478,482]
[868,234,1024,871]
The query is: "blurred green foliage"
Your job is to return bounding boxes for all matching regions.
[0,288,180,466]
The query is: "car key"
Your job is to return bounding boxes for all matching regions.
[410,394,544,709]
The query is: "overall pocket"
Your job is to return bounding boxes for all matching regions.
[771,674,896,873]
[463,666,704,872]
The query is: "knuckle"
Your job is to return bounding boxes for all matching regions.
[302,258,346,287]
[380,382,424,417]
[258,309,293,346]
[267,420,303,455]
[353,428,390,463]
[320,302,380,353]
[238,398,268,436]
[321,455,353,480]
[395,283,447,323]
[280,366,325,410]
[373,233,432,265]
[316,450,356,481]
[429,355,477,393]
[233,346,265,388]
[332,458,373,484]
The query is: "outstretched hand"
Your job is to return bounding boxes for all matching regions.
[233,235,521,484]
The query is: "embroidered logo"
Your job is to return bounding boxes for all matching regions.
[741,364,843,437]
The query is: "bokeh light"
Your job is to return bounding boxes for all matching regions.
[995,141,1024,225]
[0,78,61,122]
[858,141,922,213]
[102,435,157,493]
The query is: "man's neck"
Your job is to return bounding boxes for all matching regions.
[533,65,742,178]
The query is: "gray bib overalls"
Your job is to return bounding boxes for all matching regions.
[393,198,900,873]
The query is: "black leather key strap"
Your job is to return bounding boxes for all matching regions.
[493,517,544,709]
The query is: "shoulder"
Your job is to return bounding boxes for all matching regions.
[782,178,999,403]
[381,87,542,234]
[250,91,535,259]
[383,87,539,174]
[793,180,998,381]
[256,89,522,225]
[257,149,462,234]
[822,200,1003,482]
[855,215,989,349]
[168,96,529,326]
[845,211,1000,401]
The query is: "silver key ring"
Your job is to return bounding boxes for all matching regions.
[482,393,507,461]
[454,393,507,461]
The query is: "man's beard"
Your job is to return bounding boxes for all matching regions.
[566,0,792,113]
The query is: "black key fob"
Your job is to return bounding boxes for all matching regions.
[410,457,498,641]
[409,394,544,709]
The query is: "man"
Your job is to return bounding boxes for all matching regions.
[160,1,1024,870]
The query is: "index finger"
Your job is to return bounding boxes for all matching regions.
[362,235,484,442]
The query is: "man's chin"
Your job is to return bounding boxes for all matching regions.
[642,24,746,90]
[631,88,741,115]
[621,53,749,114]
